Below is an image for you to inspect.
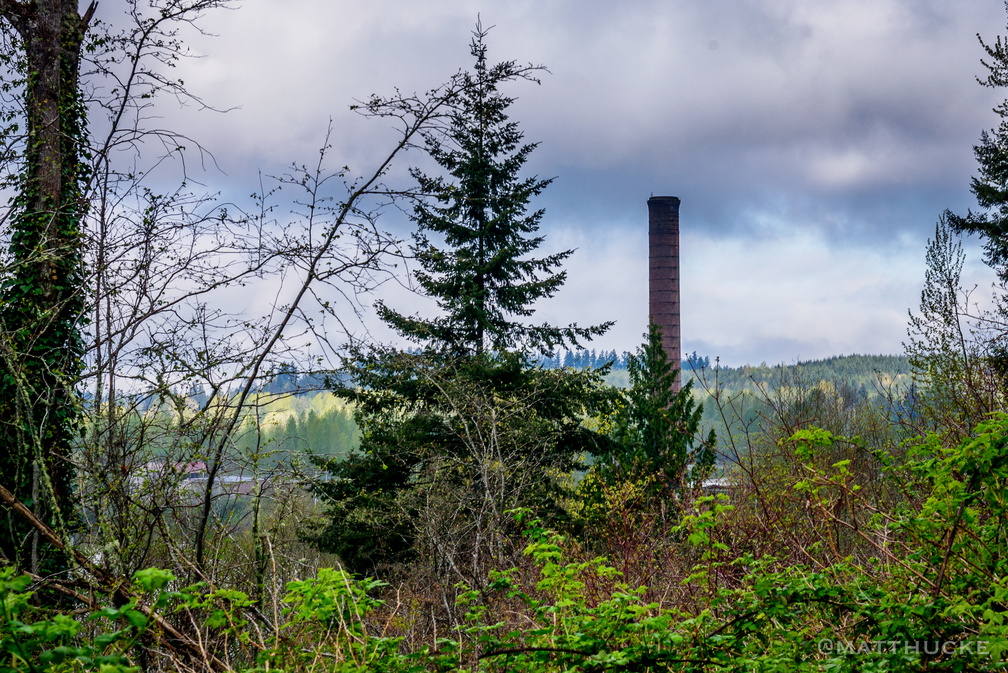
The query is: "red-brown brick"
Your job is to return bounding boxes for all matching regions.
[648,196,681,391]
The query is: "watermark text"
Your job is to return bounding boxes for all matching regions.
[817,639,989,656]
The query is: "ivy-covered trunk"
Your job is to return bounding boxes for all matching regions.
[0,0,95,574]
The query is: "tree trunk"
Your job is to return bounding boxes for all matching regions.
[0,0,95,574]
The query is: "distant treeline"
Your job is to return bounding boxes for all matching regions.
[238,353,910,465]
[536,350,907,390]
[685,353,910,392]
[254,352,908,394]
[537,349,711,371]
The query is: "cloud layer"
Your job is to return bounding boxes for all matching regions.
[118,0,1008,364]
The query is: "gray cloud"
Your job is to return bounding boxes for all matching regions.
[95,0,1008,364]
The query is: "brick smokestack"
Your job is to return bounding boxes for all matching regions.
[648,196,681,391]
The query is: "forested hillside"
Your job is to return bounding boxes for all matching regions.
[231,392,359,467]
[247,353,910,467]
[595,351,909,390]
[684,353,909,391]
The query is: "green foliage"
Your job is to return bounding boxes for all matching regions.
[905,216,1005,444]
[0,5,91,574]
[946,6,1008,280]
[586,323,715,517]
[311,25,612,584]
[15,404,1008,672]
[312,349,614,578]
[377,23,609,356]
[0,566,179,673]
[258,568,416,672]
[461,419,1008,672]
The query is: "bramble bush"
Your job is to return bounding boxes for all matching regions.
[5,416,1008,670]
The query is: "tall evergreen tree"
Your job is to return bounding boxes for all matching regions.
[312,26,613,579]
[378,22,609,355]
[606,322,716,501]
[947,14,1008,280]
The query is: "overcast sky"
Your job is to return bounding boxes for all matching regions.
[120,0,1008,366]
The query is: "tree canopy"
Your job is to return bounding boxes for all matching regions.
[312,25,614,582]
[377,23,610,356]
[946,29,1008,279]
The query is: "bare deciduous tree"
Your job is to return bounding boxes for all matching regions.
[0,1,481,601]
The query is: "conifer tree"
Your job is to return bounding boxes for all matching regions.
[607,322,716,501]
[378,22,609,355]
[947,16,1008,280]
[313,26,613,578]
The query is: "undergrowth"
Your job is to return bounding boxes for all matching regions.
[7,417,1008,671]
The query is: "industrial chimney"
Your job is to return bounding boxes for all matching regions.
[648,196,681,391]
